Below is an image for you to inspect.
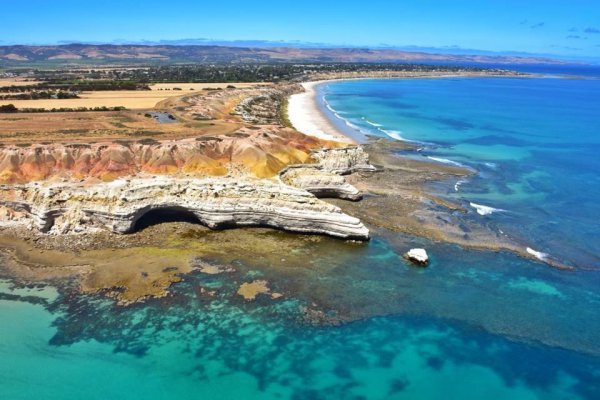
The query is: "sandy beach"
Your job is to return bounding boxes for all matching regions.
[287,81,355,144]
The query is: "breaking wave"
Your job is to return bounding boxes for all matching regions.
[454,179,468,192]
[362,117,384,128]
[469,202,506,216]
[526,247,549,261]
[427,156,465,167]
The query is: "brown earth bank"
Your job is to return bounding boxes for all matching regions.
[0,128,329,182]
[0,82,340,181]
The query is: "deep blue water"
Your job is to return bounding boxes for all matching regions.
[2,76,600,399]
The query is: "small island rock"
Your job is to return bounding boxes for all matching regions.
[404,248,429,266]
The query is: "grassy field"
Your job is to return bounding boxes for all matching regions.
[149,82,261,91]
[0,78,44,87]
[0,90,189,109]
[0,82,262,110]
[0,109,240,144]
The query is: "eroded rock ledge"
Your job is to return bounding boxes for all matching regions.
[311,147,378,175]
[0,144,377,240]
[0,176,369,239]
[278,147,376,201]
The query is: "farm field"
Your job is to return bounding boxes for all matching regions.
[0,109,238,144]
[0,83,263,110]
[0,78,43,87]
[0,90,192,109]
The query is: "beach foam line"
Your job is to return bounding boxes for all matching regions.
[363,117,383,128]
[361,116,416,142]
[360,115,417,142]
[324,98,346,118]
[427,156,465,167]
[469,202,506,216]
[526,247,549,261]
[454,179,468,192]
[379,128,410,141]
[342,119,371,135]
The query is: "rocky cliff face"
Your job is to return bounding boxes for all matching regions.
[280,166,362,201]
[0,145,376,240]
[311,147,378,175]
[0,177,369,239]
[278,147,376,201]
[0,127,329,183]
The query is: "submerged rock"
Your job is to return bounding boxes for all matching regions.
[404,248,429,266]
[237,280,270,301]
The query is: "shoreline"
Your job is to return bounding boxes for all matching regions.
[287,71,531,145]
[287,81,356,144]
[0,71,575,307]
[286,75,573,271]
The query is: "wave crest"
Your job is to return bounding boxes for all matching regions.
[526,247,549,261]
[427,156,465,167]
[469,202,506,216]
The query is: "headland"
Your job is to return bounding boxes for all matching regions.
[0,66,564,308]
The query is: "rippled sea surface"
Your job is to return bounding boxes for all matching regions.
[321,75,600,269]
[2,73,600,399]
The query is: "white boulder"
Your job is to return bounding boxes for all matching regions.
[404,248,429,266]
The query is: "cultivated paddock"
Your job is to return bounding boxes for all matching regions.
[0,83,264,110]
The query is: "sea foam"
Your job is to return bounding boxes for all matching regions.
[469,202,505,216]
[363,118,384,128]
[427,156,465,167]
[454,179,468,192]
[526,247,549,261]
[381,129,406,141]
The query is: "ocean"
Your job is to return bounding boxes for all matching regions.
[2,71,600,399]
[319,74,600,269]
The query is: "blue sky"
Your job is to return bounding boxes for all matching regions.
[1,0,599,60]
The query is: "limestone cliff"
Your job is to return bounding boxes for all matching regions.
[280,166,362,201]
[0,177,369,239]
[0,145,379,240]
[311,147,378,175]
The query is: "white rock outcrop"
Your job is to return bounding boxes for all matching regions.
[279,166,362,201]
[0,176,370,240]
[404,248,429,266]
[311,147,378,175]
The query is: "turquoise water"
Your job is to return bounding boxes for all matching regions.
[320,76,600,269]
[2,75,600,399]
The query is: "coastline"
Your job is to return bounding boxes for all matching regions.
[0,70,575,307]
[287,81,356,144]
[286,75,573,271]
[288,70,530,145]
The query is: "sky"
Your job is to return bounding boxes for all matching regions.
[1,0,599,60]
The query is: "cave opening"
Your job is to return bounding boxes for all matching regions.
[132,207,203,232]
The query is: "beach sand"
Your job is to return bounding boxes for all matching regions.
[287,81,355,143]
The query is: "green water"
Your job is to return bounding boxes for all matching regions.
[2,231,600,399]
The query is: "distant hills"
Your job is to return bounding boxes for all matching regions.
[0,44,572,66]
